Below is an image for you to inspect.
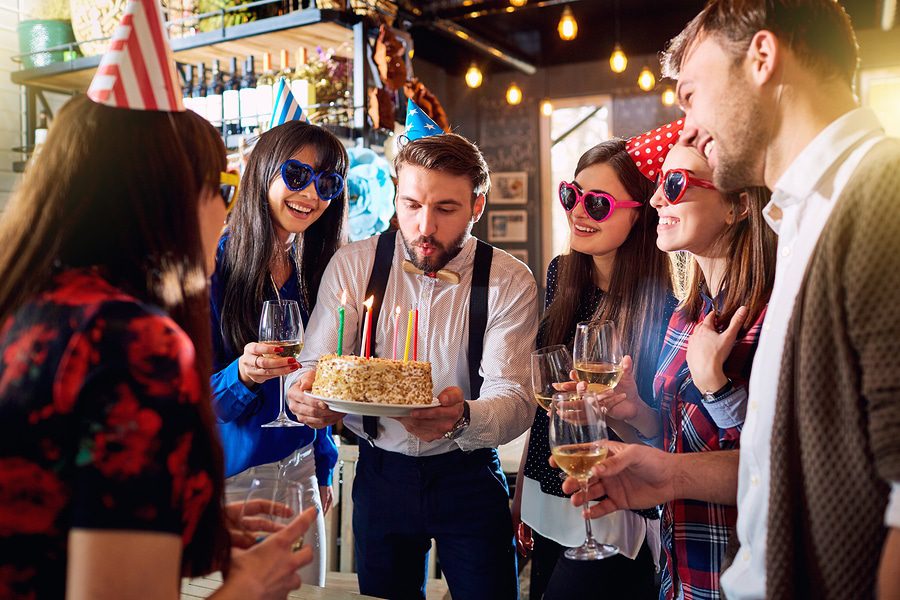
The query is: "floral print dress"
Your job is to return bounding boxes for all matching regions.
[0,269,218,599]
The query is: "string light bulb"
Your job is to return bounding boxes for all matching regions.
[638,66,656,92]
[541,100,553,116]
[609,44,627,74]
[465,63,483,88]
[506,82,523,105]
[509,0,527,6]
[661,86,676,106]
[558,6,578,41]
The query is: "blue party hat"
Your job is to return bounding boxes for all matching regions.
[404,98,443,141]
[270,77,306,127]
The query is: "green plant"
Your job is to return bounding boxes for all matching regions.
[196,0,257,32]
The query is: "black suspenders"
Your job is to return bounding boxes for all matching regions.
[361,231,494,441]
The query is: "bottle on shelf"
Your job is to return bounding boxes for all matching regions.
[34,111,49,149]
[276,49,294,82]
[206,59,225,128]
[291,46,316,110]
[182,65,195,114]
[191,62,208,120]
[239,55,258,135]
[256,52,276,130]
[223,56,241,145]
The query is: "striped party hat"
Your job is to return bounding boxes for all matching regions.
[270,77,306,127]
[87,0,183,112]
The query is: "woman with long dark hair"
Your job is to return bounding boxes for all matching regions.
[211,119,347,586]
[600,135,776,599]
[0,96,315,598]
[512,137,675,599]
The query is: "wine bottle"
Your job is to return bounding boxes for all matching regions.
[206,59,225,128]
[223,56,241,143]
[192,63,208,120]
[290,46,315,110]
[256,52,276,130]
[239,55,258,134]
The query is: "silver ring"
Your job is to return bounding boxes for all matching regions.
[254,355,262,369]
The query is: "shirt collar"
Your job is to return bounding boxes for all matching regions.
[773,107,884,203]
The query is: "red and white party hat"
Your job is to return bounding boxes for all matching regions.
[87,0,183,112]
[625,118,684,181]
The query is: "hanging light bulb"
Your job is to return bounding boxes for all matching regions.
[509,0,527,6]
[465,63,483,88]
[506,82,523,105]
[638,66,656,92]
[541,100,553,116]
[558,6,578,41]
[609,44,627,74]
[661,86,676,106]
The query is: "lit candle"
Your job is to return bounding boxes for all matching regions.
[392,305,401,360]
[413,309,419,361]
[403,309,414,362]
[336,290,347,355]
[359,295,374,358]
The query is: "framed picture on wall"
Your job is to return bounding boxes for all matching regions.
[508,249,529,264]
[491,171,528,204]
[487,210,528,243]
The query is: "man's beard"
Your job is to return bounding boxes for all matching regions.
[712,93,768,192]
[401,229,470,273]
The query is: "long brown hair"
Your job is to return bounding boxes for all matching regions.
[543,140,672,389]
[221,121,347,354]
[0,95,229,575]
[676,187,775,326]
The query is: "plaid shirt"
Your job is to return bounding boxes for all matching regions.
[654,296,766,600]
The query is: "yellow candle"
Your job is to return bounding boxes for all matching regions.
[403,309,414,362]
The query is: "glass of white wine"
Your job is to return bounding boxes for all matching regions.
[531,345,573,411]
[573,320,624,394]
[549,391,618,560]
[241,477,305,552]
[259,300,304,428]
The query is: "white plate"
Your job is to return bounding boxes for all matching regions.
[305,393,441,417]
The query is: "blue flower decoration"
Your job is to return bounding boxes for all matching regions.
[346,147,396,241]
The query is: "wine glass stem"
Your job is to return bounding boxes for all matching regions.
[581,479,594,543]
[278,375,286,418]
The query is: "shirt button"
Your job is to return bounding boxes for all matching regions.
[751,474,760,487]
[781,246,792,258]
[763,323,770,332]
[742,550,751,562]
[749,401,758,412]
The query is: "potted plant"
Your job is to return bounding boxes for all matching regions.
[17,0,78,68]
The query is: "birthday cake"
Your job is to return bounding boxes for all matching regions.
[312,354,434,405]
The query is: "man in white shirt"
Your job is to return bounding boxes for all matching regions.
[287,132,538,599]
[558,1,900,599]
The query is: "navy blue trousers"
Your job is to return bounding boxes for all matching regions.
[352,443,519,600]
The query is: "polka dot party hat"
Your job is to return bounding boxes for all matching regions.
[625,118,685,181]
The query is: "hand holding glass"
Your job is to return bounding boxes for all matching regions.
[549,391,618,560]
[531,345,574,411]
[573,320,624,394]
[240,477,304,551]
[259,300,304,428]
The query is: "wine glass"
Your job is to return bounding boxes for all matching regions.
[259,300,303,428]
[548,391,618,560]
[240,477,304,551]
[573,320,624,394]
[531,345,573,411]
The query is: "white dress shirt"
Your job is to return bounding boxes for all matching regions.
[721,108,891,599]
[291,233,539,456]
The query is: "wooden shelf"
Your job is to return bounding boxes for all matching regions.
[10,9,357,93]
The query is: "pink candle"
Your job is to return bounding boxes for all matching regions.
[359,296,373,358]
[413,309,419,361]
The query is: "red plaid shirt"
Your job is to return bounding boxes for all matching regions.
[653,298,766,600]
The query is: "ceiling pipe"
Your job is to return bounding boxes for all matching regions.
[883,0,897,30]
[430,18,538,74]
